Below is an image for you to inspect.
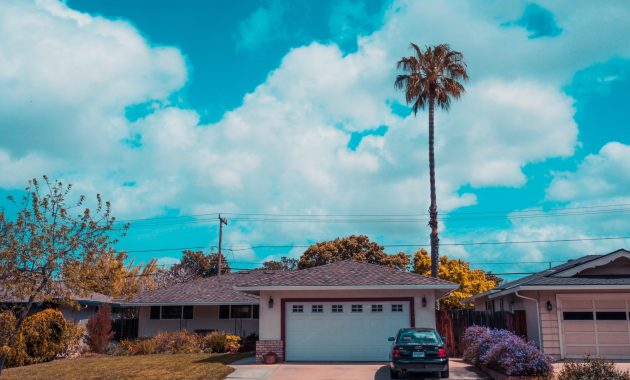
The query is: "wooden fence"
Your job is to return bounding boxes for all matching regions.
[436,309,527,357]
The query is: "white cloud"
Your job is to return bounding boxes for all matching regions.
[0,0,628,266]
[547,142,630,201]
[234,0,287,50]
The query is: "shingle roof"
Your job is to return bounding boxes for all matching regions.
[127,270,275,305]
[0,285,112,304]
[470,249,630,301]
[235,260,457,288]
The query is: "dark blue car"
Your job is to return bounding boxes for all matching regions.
[388,328,449,379]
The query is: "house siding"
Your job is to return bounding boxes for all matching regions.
[137,305,259,338]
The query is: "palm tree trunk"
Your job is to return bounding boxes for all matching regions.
[428,96,439,278]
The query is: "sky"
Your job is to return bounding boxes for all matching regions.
[0,0,629,279]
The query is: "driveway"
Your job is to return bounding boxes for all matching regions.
[228,358,490,380]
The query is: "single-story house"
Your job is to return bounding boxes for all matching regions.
[0,288,113,324]
[128,260,457,362]
[469,248,630,360]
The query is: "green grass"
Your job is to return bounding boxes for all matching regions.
[1,352,252,380]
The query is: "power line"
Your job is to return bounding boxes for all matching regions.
[114,203,630,226]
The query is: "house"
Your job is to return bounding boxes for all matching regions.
[0,288,113,324]
[128,260,457,362]
[469,248,630,360]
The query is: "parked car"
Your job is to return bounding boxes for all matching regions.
[388,327,449,379]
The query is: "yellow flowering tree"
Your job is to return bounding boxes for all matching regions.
[413,249,498,309]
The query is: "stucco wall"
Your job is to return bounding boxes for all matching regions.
[138,305,259,338]
[258,289,438,340]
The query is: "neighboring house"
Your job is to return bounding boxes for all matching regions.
[128,260,457,363]
[0,289,113,324]
[469,248,630,360]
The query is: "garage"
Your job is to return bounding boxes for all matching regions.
[285,300,411,361]
[559,294,630,359]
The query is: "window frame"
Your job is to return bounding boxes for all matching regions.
[332,304,343,313]
[371,304,383,313]
[563,311,594,320]
[292,305,304,313]
[312,305,323,313]
[161,305,183,320]
[392,304,403,312]
[219,305,258,320]
[351,304,363,313]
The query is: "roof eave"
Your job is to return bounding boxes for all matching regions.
[235,284,459,292]
[123,301,259,306]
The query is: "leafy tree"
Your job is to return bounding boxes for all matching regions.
[395,43,468,278]
[172,250,230,277]
[262,256,299,270]
[298,235,410,270]
[64,250,159,298]
[0,176,125,373]
[413,249,497,309]
[154,250,230,288]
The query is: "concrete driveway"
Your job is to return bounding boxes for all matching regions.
[228,358,490,380]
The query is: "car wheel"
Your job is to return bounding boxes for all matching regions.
[389,368,400,379]
[440,369,449,378]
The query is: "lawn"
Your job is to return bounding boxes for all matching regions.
[1,352,251,380]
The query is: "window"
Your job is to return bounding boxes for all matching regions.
[231,305,252,318]
[392,304,403,312]
[219,305,256,319]
[351,304,363,313]
[371,304,383,312]
[219,305,230,319]
[596,311,627,320]
[183,305,193,319]
[161,306,182,319]
[332,305,343,313]
[312,305,323,313]
[150,306,160,320]
[292,305,304,313]
[563,311,594,320]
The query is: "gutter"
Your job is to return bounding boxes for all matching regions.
[515,291,542,349]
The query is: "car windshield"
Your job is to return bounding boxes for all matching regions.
[397,330,440,345]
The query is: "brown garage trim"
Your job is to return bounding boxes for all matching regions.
[281,297,415,360]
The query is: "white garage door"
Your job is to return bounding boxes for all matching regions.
[285,301,411,361]
[559,294,630,359]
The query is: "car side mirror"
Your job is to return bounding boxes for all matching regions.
[388,337,395,342]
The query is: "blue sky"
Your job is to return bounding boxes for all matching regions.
[1,0,629,278]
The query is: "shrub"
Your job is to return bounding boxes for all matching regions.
[114,330,242,355]
[557,357,630,380]
[462,326,553,377]
[86,305,114,353]
[58,321,85,358]
[0,309,84,367]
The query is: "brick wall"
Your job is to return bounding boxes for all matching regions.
[255,340,284,363]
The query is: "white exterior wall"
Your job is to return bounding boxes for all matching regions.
[138,305,259,338]
[258,289,438,340]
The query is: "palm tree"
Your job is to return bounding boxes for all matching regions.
[394,43,468,278]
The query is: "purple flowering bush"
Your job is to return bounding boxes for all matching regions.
[462,326,553,377]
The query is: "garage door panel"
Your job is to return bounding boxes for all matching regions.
[597,333,630,344]
[599,346,630,356]
[563,321,594,332]
[596,321,628,332]
[564,333,596,345]
[561,299,593,309]
[565,345,598,357]
[285,301,410,361]
[594,299,626,309]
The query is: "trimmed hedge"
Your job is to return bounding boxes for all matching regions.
[463,326,553,377]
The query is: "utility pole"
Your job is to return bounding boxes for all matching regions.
[217,214,228,277]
